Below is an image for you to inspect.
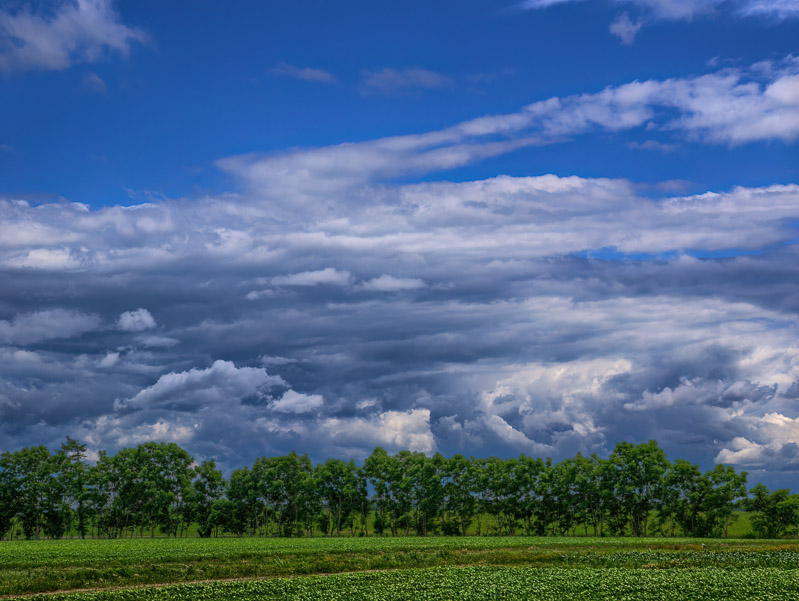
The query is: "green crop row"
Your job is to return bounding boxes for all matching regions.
[9,566,799,601]
[0,535,788,568]
[2,537,797,596]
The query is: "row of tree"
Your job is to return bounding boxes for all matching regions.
[1,439,797,540]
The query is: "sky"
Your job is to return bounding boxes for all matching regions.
[1,0,799,488]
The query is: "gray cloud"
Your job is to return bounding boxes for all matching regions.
[0,309,101,345]
[117,308,157,332]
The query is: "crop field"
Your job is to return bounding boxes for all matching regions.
[1,537,798,599]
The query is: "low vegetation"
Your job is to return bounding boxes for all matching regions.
[6,565,799,601]
[1,536,798,597]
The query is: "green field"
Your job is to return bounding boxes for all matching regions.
[10,567,799,601]
[1,536,799,600]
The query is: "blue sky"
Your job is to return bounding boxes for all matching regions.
[1,0,799,486]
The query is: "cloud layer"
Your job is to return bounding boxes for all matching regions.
[1,58,798,486]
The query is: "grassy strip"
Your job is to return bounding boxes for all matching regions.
[6,566,799,601]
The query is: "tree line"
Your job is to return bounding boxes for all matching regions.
[1,438,797,540]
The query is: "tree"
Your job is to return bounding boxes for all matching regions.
[444,455,478,536]
[705,464,747,538]
[134,442,194,537]
[0,452,21,539]
[59,438,90,538]
[191,460,225,537]
[316,458,354,536]
[3,446,58,539]
[748,484,799,538]
[608,441,670,536]
[364,447,394,535]
[660,459,706,537]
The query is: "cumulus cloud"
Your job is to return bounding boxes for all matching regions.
[271,389,324,413]
[117,308,157,332]
[114,360,285,412]
[0,0,147,72]
[716,413,799,470]
[320,409,436,456]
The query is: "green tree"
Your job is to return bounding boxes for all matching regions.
[748,484,799,538]
[191,459,225,538]
[59,438,91,538]
[444,454,478,536]
[364,447,394,535]
[0,451,21,539]
[609,440,670,536]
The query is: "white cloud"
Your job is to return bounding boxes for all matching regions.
[271,389,324,413]
[270,61,336,83]
[272,268,352,287]
[0,0,147,72]
[0,309,101,344]
[521,0,799,42]
[716,413,799,469]
[610,12,642,44]
[115,360,285,412]
[87,415,196,447]
[136,335,179,348]
[320,409,436,455]
[98,351,119,368]
[738,0,799,19]
[117,308,156,332]
[216,58,799,209]
[361,275,426,292]
[5,247,84,269]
